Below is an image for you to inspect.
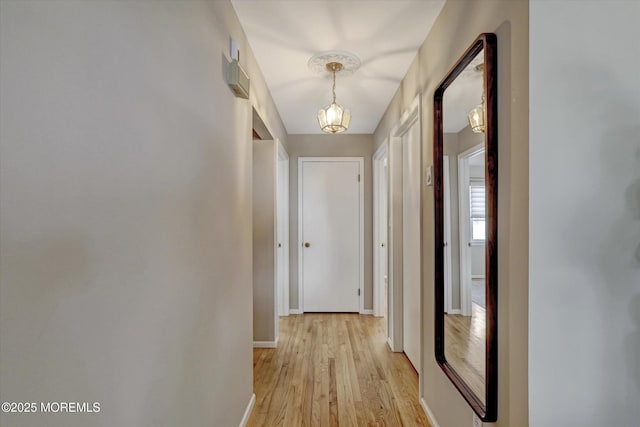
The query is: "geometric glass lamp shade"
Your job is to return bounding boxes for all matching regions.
[468,95,486,134]
[468,63,486,134]
[317,62,351,133]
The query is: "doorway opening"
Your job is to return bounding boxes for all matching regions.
[388,95,422,375]
[457,144,486,316]
[251,108,281,348]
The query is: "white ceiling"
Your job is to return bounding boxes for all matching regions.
[231,0,446,134]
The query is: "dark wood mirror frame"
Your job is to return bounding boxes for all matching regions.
[433,32,498,422]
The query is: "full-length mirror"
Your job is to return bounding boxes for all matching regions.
[434,33,497,422]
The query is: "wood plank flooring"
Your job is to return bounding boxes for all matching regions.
[248,314,430,427]
[444,303,486,402]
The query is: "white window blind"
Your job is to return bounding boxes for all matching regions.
[469,179,486,241]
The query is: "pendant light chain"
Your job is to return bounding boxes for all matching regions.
[332,70,337,103]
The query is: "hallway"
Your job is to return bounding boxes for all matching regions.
[2,1,638,426]
[248,314,430,426]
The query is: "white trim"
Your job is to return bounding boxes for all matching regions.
[447,309,461,315]
[277,140,289,161]
[298,157,365,313]
[387,337,394,351]
[253,340,278,348]
[390,95,421,137]
[360,309,374,315]
[276,140,290,317]
[297,158,303,313]
[472,275,485,280]
[420,398,441,427]
[373,140,389,318]
[387,135,400,351]
[239,393,256,427]
[289,309,302,315]
[273,140,279,338]
[443,155,453,313]
[457,143,484,316]
[358,159,365,315]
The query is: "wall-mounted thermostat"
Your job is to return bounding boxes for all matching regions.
[227,59,250,99]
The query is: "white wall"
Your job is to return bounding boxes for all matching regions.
[374,1,529,425]
[529,1,640,426]
[0,1,286,426]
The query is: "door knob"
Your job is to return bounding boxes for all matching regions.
[304,242,311,248]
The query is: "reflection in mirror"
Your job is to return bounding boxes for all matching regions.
[434,33,497,422]
[443,51,487,404]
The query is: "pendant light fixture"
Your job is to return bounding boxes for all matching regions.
[317,62,350,133]
[468,94,485,134]
[468,63,486,134]
[308,51,360,134]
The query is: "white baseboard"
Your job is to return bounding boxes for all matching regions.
[288,309,376,315]
[446,309,461,315]
[239,393,255,427]
[253,339,278,348]
[387,337,394,351]
[420,397,440,427]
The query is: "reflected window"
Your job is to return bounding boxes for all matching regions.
[469,179,486,242]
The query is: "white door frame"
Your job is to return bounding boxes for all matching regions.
[457,143,484,316]
[297,157,365,314]
[388,94,421,357]
[373,141,388,318]
[443,155,455,314]
[276,141,290,317]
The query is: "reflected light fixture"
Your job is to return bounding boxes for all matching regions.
[309,51,360,134]
[468,95,485,134]
[468,63,486,134]
[317,62,350,134]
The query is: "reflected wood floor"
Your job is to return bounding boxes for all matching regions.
[248,314,430,427]
[444,303,486,401]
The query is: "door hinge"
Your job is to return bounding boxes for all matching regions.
[357,174,360,182]
[357,288,361,296]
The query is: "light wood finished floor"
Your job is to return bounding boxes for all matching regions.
[444,303,486,402]
[248,314,430,427]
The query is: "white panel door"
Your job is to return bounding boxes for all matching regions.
[402,121,421,372]
[301,159,361,312]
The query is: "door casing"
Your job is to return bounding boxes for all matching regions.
[457,143,484,316]
[276,141,290,317]
[373,142,389,320]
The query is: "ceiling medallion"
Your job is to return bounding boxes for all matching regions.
[308,50,361,76]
